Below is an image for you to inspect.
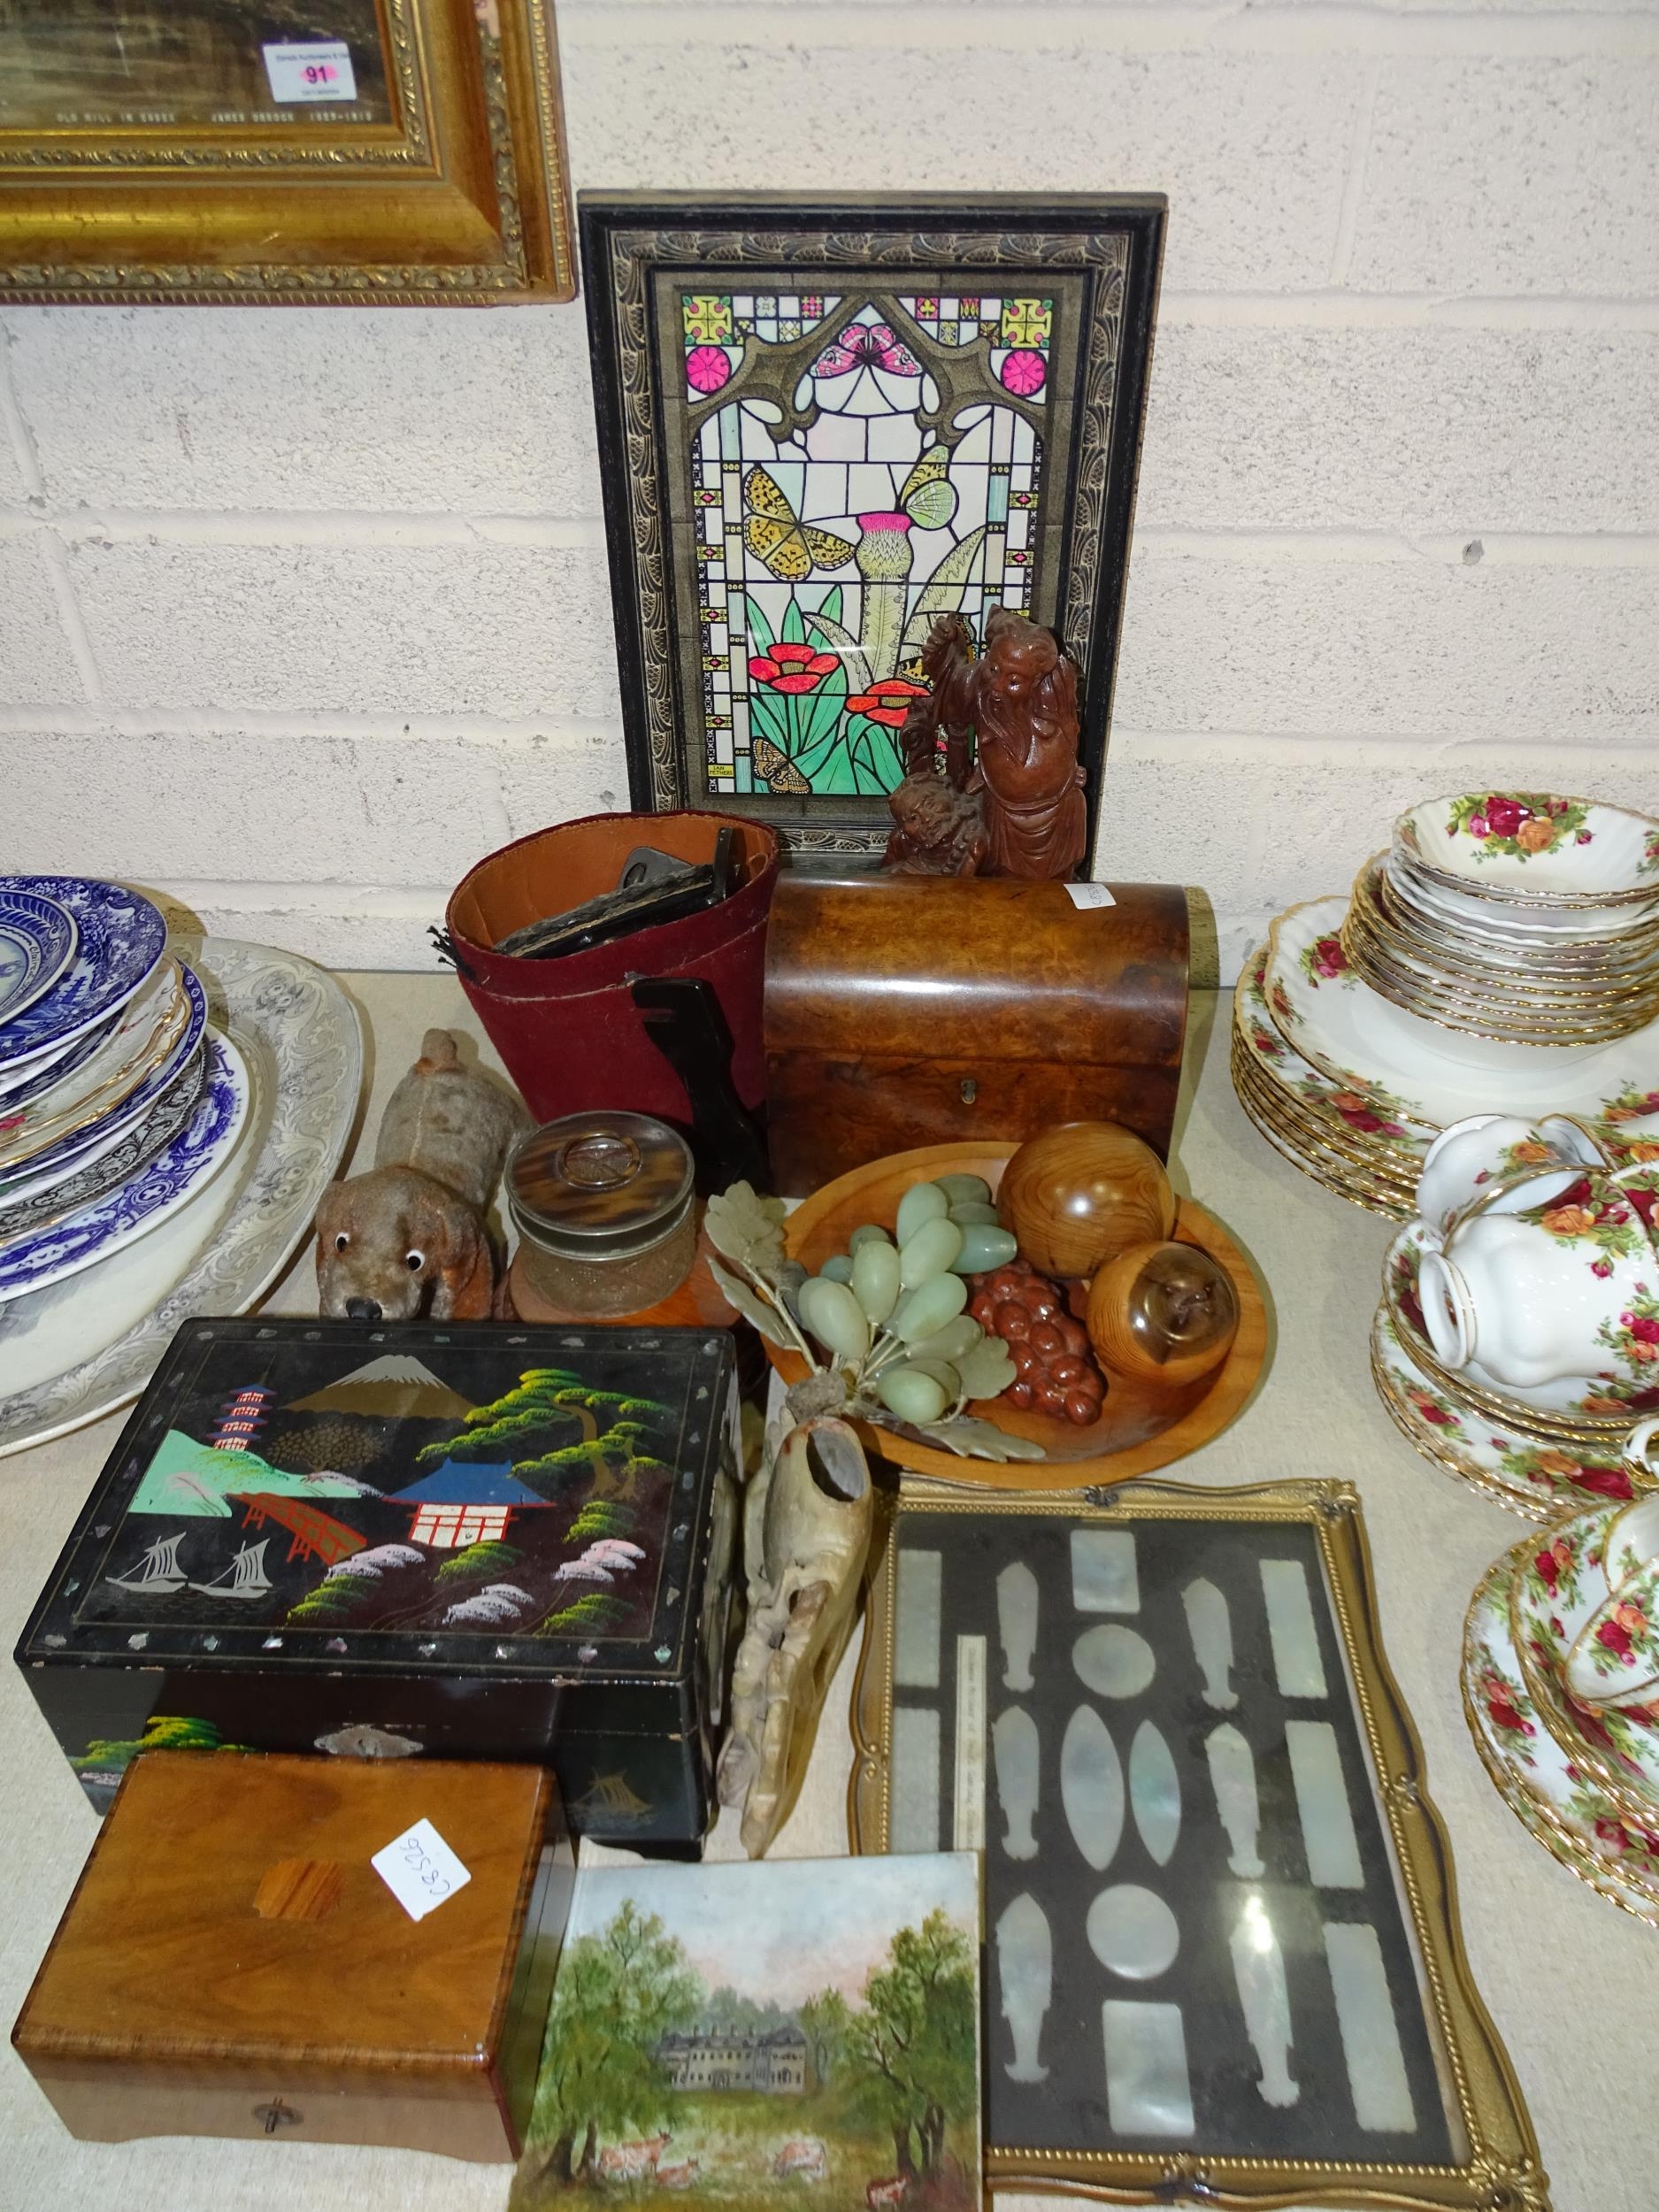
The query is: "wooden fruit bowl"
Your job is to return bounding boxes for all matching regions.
[765,1141,1266,1494]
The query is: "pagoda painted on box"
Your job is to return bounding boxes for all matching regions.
[18,1321,740,1846]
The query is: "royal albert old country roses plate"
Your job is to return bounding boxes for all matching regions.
[0,1032,250,1305]
[1268,897,1659,1142]
[0,889,76,1027]
[1235,941,1435,1156]
[0,939,362,1457]
[0,879,166,1074]
[1463,1555,1659,1925]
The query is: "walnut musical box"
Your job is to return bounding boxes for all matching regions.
[763,874,1189,1196]
[15,1317,740,1849]
[12,1750,570,2162]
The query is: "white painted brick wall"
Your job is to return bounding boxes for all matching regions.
[4,0,1658,981]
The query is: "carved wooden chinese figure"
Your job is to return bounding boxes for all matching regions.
[968,606,1087,881]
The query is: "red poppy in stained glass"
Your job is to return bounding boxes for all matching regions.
[748,641,840,695]
[845,677,928,729]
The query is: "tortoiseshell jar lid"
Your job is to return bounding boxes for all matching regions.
[508,1111,694,1263]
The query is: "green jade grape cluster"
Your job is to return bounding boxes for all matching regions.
[800,1175,1022,1426]
[702,1174,1044,1463]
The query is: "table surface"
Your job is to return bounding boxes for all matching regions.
[1,974,1653,2212]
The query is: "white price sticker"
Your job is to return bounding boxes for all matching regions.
[1064,881,1116,911]
[263,40,357,104]
[372,1817,472,1923]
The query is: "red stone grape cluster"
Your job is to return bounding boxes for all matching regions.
[968,1261,1106,1425]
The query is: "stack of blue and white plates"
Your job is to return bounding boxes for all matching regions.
[0,877,252,1311]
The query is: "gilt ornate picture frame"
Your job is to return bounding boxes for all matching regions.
[848,1479,1548,2212]
[0,0,574,304]
[581,194,1165,862]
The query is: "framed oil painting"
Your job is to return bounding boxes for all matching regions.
[509,1853,982,2212]
[581,194,1165,863]
[0,0,575,303]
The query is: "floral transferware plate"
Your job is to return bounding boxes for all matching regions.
[0,938,362,1458]
[1232,1043,1417,1218]
[1267,896,1659,1141]
[1463,1555,1659,1924]
[1398,792,1659,903]
[0,889,76,1028]
[0,878,167,1074]
[0,962,204,1180]
[0,1046,206,1253]
[1234,940,1436,1156]
[1370,1306,1650,1520]
[1507,1518,1659,1818]
[1384,1219,1654,1432]
[0,1031,249,1305]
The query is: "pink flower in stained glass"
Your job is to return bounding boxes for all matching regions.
[686,344,733,396]
[1000,349,1047,397]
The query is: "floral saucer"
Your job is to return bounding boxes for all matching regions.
[1231,1043,1416,1219]
[1370,1306,1650,1520]
[1232,1027,1417,1187]
[1267,896,1659,1141]
[1463,1555,1659,1924]
[1507,1519,1659,1822]
[1383,1220,1653,1432]
[1235,941,1435,1158]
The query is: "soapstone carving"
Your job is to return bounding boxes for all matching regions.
[718,1416,873,1856]
[997,1561,1039,1692]
[316,1028,528,1321]
[1061,1704,1125,1873]
[992,1705,1041,1861]
[1230,1894,1299,2108]
[1129,1720,1181,1866]
[1205,1724,1265,1878]
[995,1892,1054,2083]
[1182,1578,1239,1710]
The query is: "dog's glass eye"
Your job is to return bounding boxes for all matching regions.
[334,1233,349,1253]
[405,1250,424,1273]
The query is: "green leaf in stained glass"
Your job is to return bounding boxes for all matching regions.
[737,590,772,656]
[780,595,807,646]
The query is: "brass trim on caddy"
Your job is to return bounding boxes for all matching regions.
[848,1477,1549,2211]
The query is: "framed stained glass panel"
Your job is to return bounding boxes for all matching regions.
[581,195,1165,863]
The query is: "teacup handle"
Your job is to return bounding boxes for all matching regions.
[1625,1415,1659,1482]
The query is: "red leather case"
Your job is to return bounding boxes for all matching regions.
[445,812,780,1126]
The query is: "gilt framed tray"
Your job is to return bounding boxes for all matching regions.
[848,1480,1548,2211]
[580,193,1164,861]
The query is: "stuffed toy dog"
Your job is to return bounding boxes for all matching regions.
[316,1029,529,1322]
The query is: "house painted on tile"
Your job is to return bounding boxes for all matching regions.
[386,1462,549,1549]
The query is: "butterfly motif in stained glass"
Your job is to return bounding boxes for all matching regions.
[741,466,857,583]
[810,321,922,380]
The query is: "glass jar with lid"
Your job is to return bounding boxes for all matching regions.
[507,1111,697,1320]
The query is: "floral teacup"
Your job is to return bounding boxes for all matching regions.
[1566,1563,1659,1710]
[1421,1172,1658,1391]
[1416,1111,1610,1238]
[1603,1448,1659,1590]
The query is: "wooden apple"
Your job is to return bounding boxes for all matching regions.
[998,1121,1175,1279]
[1087,1240,1239,1387]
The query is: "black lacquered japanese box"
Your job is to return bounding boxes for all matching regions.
[17,1318,741,1849]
